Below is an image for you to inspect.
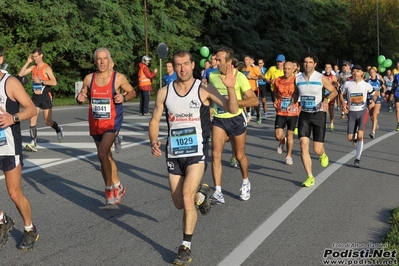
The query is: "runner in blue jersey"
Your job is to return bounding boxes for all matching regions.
[366,67,386,138]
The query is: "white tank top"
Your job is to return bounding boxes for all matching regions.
[296,71,324,113]
[164,79,210,158]
[0,74,21,156]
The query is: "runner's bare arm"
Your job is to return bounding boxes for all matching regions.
[76,74,91,104]
[43,65,57,86]
[114,73,136,103]
[0,77,36,128]
[18,55,34,77]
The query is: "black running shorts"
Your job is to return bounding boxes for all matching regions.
[298,111,326,142]
[212,112,247,137]
[32,92,53,110]
[275,115,298,131]
[0,155,23,171]
[166,156,207,176]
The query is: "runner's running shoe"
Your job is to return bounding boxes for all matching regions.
[302,175,315,187]
[113,183,126,204]
[239,181,251,201]
[285,156,293,165]
[57,127,64,143]
[105,189,116,205]
[211,191,225,204]
[18,225,39,250]
[277,137,286,154]
[354,159,360,168]
[330,124,334,131]
[0,214,15,248]
[114,134,123,153]
[396,124,399,132]
[197,184,211,215]
[319,153,329,167]
[256,115,261,125]
[26,141,37,152]
[369,132,375,139]
[230,158,238,168]
[173,245,192,266]
[262,112,267,120]
[246,113,252,122]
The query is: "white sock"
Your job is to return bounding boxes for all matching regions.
[196,192,205,205]
[24,223,34,232]
[105,185,113,190]
[0,211,4,222]
[215,186,221,192]
[356,141,364,160]
[113,182,121,188]
[242,178,249,185]
[182,241,191,249]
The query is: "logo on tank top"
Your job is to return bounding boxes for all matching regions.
[0,96,4,104]
[168,112,200,122]
[189,99,200,108]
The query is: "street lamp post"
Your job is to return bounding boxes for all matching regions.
[144,0,148,55]
[376,0,380,57]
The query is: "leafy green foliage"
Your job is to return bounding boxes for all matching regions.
[1,0,398,97]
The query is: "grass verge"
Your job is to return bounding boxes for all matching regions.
[382,207,399,265]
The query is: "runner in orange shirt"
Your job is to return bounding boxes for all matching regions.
[273,61,299,165]
[242,55,263,124]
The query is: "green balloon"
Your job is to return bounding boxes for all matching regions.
[200,46,210,58]
[377,55,385,64]
[199,58,206,68]
[383,59,392,68]
[208,54,212,61]
[378,66,386,73]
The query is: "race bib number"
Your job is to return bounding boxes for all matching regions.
[349,92,364,106]
[280,97,291,112]
[91,98,111,119]
[32,82,45,95]
[0,128,7,146]
[170,127,198,155]
[300,96,317,112]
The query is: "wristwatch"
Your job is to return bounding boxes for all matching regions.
[13,114,19,123]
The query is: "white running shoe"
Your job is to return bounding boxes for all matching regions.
[246,113,252,122]
[114,134,123,153]
[239,181,251,201]
[262,112,267,120]
[211,191,225,204]
[26,141,37,152]
[277,137,286,154]
[285,156,293,165]
[57,127,64,143]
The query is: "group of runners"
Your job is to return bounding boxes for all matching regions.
[2,45,399,266]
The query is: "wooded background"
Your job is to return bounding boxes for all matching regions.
[1,0,398,96]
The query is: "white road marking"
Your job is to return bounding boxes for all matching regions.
[23,158,64,168]
[0,137,167,180]
[218,131,397,266]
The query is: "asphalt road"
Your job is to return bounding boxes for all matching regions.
[1,101,398,266]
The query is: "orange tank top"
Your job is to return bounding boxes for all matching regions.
[32,63,50,81]
[274,76,298,116]
[88,71,123,135]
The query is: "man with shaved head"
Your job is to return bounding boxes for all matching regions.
[272,61,299,165]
